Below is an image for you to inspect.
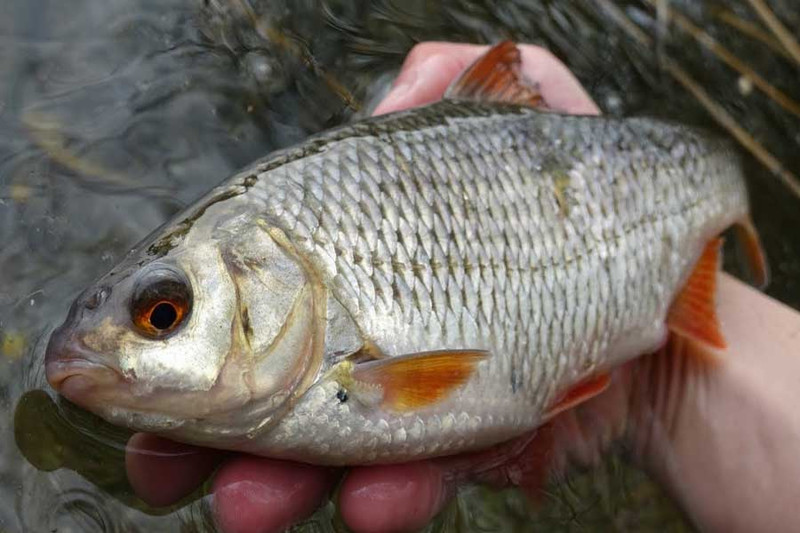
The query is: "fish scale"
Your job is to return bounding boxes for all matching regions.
[225,99,752,461]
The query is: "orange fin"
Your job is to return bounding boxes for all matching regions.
[734,217,769,289]
[542,373,611,421]
[350,349,488,412]
[657,330,719,371]
[667,238,727,353]
[444,41,547,108]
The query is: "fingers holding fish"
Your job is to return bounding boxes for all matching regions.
[336,428,555,533]
[213,457,338,533]
[339,461,448,533]
[124,432,339,531]
[514,45,600,115]
[125,433,225,507]
[373,42,479,116]
[374,42,600,116]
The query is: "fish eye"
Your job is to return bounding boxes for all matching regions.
[131,268,192,338]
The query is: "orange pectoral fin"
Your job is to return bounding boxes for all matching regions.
[542,373,611,421]
[444,41,547,108]
[351,349,488,412]
[734,216,769,289]
[667,238,727,362]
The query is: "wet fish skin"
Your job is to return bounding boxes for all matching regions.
[233,100,747,462]
[45,99,750,464]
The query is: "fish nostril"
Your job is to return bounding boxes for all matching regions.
[84,287,110,310]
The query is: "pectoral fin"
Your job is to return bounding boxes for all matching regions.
[347,349,489,412]
[444,41,547,108]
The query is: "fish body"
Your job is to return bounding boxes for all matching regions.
[45,45,758,465]
[220,101,748,463]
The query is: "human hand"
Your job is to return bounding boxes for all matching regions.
[124,42,800,533]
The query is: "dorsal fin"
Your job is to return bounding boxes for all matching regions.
[444,41,547,108]
[667,238,727,351]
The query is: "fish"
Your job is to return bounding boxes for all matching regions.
[44,42,767,465]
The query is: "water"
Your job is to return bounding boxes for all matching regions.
[2,0,799,531]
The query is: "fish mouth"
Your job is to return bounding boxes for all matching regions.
[45,326,124,405]
[46,355,124,400]
[46,357,121,387]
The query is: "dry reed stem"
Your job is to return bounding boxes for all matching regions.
[745,0,800,66]
[712,7,792,60]
[645,0,800,118]
[595,0,800,199]
[663,59,800,198]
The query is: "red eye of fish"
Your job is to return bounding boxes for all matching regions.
[131,272,192,338]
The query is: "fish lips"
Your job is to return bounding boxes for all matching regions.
[45,324,123,405]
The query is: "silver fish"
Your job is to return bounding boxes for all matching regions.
[45,43,764,465]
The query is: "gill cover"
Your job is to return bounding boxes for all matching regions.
[218,221,326,427]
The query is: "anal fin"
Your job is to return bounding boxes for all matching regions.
[349,349,488,412]
[444,41,547,108]
[667,238,727,361]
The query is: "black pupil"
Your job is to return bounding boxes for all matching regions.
[150,302,177,330]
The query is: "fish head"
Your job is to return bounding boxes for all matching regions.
[45,198,324,443]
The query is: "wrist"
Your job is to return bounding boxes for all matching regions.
[629,274,800,531]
